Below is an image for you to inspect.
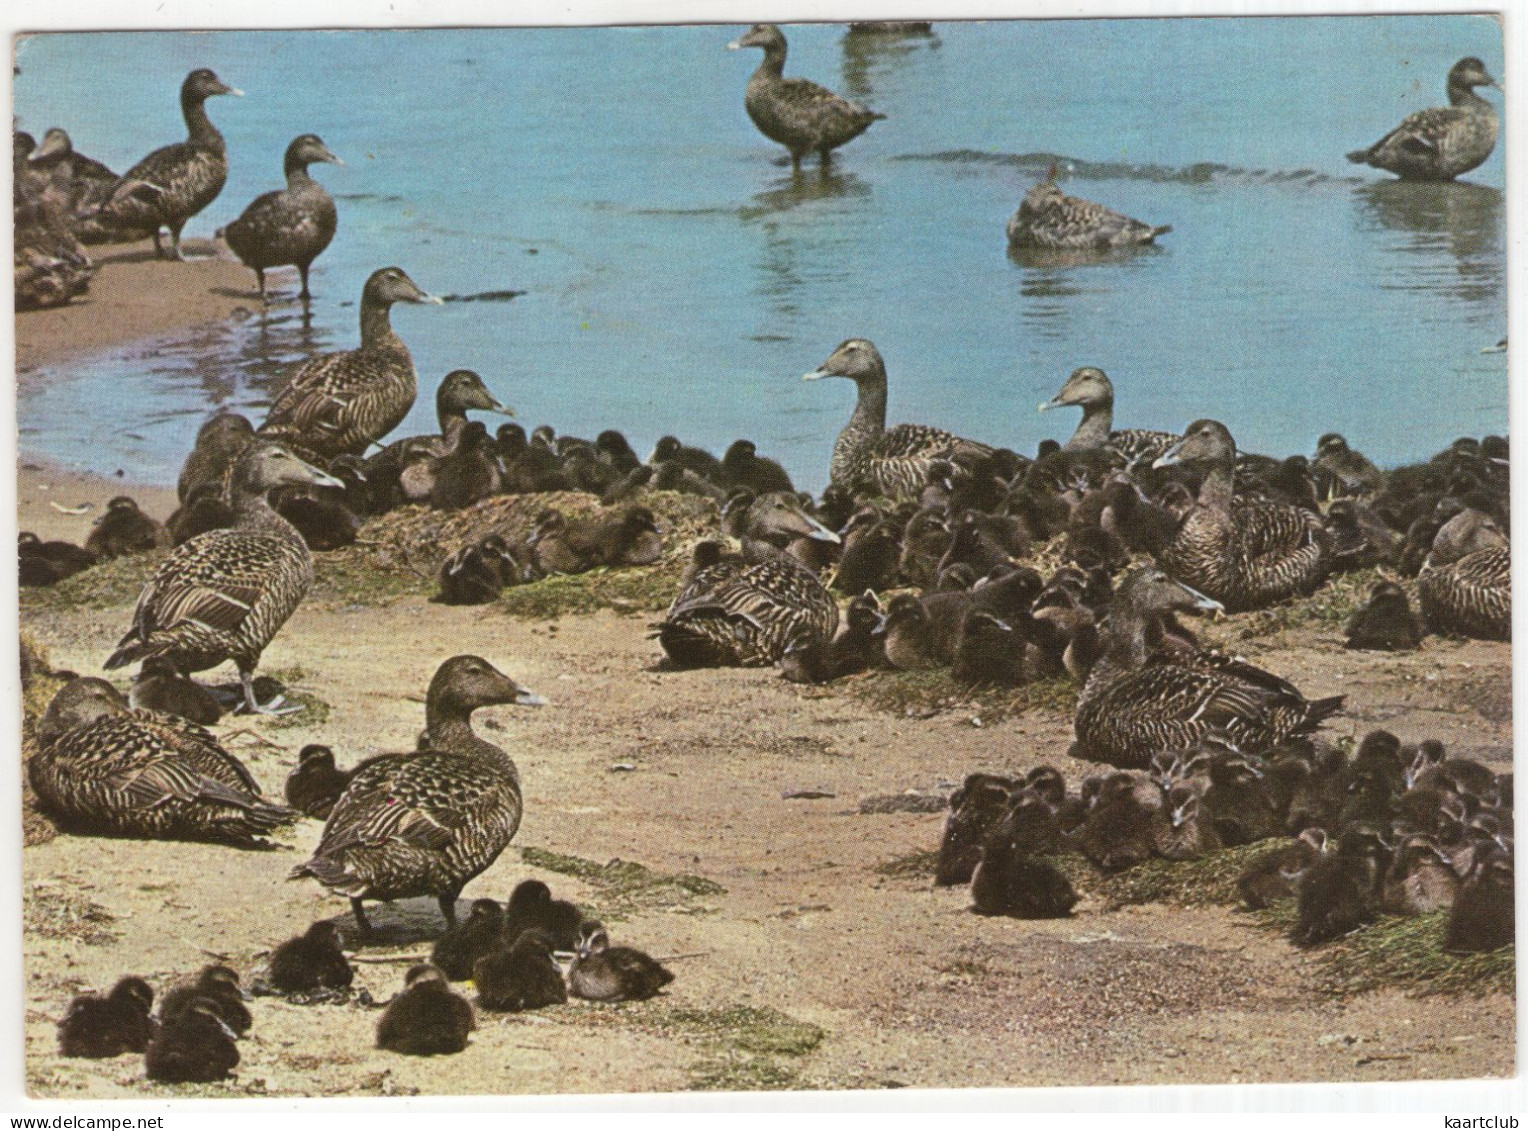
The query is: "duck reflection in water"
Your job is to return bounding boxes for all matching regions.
[840,22,939,102]
[1352,179,1503,306]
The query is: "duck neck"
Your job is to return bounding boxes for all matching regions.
[1065,400,1114,451]
[359,299,406,354]
[1195,457,1235,513]
[426,705,517,775]
[183,94,225,153]
[831,375,888,483]
[1101,602,1152,671]
[284,159,316,190]
[1449,78,1493,111]
[230,483,306,544]
[754,42,787,80]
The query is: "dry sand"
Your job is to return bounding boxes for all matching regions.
[13,255,1516,1098]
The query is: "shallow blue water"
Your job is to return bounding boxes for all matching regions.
[13,17,1507,490]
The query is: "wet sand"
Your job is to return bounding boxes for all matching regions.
[14,254,1517,1098]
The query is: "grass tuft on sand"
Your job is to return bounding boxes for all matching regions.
[520,846,725,921]
[1306,911,1515,998]
[20,552,162,612]
[1231,567,1393,641]
[846,669,1076,721]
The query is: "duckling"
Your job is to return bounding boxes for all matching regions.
[272,488,362,551]
[1344,580,1424,651]
[568,921,675,1001]
[283,743,352,820]
[129,656,223,725]
[780,591,884,684]
[1445,845,1514,952]
[952,608,1025,686]
[503,879,584,952]
[1151,783,1222,860]
[473,929,568,1012]
[970,817,1078,919]
[1237,828,1329,909]
[595,430,642,473]
[219,133,342,300]
[722,439,794,494]
[267,921,354,993]
[1202,751,1280,846]
[1008,171,1170,251]
[831,517,901,595]
[1381,835,1460,915]
[1073,772,1161,873]
[166,483,237,546]
[436,534,526,605]
[144,998,239,1083]
[653,460,726,501]
[58,976,156,1058]
[935,772,1019,886]
[1347,57,1500,182]
[177,412,255,503]
[880,593,941,671]
[569,505,665,567]
[430,898,507,981]
[427,421,502,511]
[727,24,884,170]
[650,435,723,482]
[84,496,168,559]
[1291,823,1390,947]
[601,463,654,504]
[159,965,251,1036]
[1416,757,1498,811]
[18,531,97,586]
[897,508,953,588]
[376,964,475,1055]
[1312,433,1384,497]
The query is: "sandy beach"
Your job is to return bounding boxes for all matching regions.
[15,254,1515,1097]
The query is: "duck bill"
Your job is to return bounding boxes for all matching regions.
[797,511,842,543]
[801,367,829,381]
[1152,440,1186,469]
[318,146,345,165]
[726,38,745,50]
[515,689,547,708]
[1175,580,1223,613]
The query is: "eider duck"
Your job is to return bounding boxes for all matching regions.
[84,496,168,559]
[220,133,342,300]
[473,928,568,1012]
[257,267,441,463]
[936,772,1020,887]
[1073,567,1344,768]
[722,439,795,494]
[656,496,840,668]
[1312,432,1383,497]
[58,977,156,1058]
[1038,366,1179,468]
[1381,835,1459,916]
[728,24,885,170]
[435,534,527,606]
[376,964,474,1056]
[104,443,342,715]
[284,743,353,820]
[1291,822,1390,948]
[1445,845,1514,952]
[1417,509,1510,641]
[290,656,545,935]
[28,678,292,844]
[144,999,239,1083]
[267,921,354,993]
[159,965,252,1036]
[1152,419,1331,611]
[129,656,224,724]
[178,412,256,504]
[430,898,507,981]
[24,127,119,244]
[1007,170,1170,251]
[502,878,584,952]
[805,338,994,499]
[568,921,674,1002]
[100,68,242,259]
[1347,57,1500,182]
[1344,580,1425,651]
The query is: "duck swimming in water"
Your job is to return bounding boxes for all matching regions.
[257,267,441,462]
[220,133,342,301]
[1347,57,1500,182]
[1008,169,1170,251]
[101,68,242,259]
[728,24,884,171]
[805,338,994,499]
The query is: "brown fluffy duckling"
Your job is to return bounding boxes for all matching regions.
[273,489,362,551]
[428,421,502,511]
[935,772,1019,886]
[1201,752,1280,846]
[84,496,168,559]
[880,593,940,671]
[58,976,156,1058]
[430,898,507,981]
[283,743,352,820]
[568,921,674,1001]
[651,435,723,481]
[18,531,97,586]
[377,964,475,1055]
[572,505,665,567]
[1073,772,1161,873]
[503,879,584,951]
[159,965,251,1036]
[1236,827,1329,909]
[144,998,240,1083]
[436,534,530,606]
[1344,580,1424,651]
[970,820,1078,919]
[952,607,1025,686]
[1291,823,1390,947]
[780,590,884,684]
[129,656,223,724]
[1150,783,1222,860]
[166,483,237,546]
[1444,845,1514,952]
[722,439,794,495]
[267,920,354,993]
[1380,835,1460,915]
[474,928,568,1012]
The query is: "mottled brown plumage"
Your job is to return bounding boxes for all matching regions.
[1419,544,1510,641]
[1347,57,1499,181]
[220,134,341,300]
[1038,366,1178,466]
[1008,176,1170,250]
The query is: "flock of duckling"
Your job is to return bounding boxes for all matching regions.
[17,28,1513,1085]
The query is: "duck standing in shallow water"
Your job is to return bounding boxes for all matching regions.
[104,443,342,715]
[805,338,994,499]
[220,134,342,301]
[1007,168,1170,251]
[100,68,242,259]
[257,267,441,462]
[1347,57,1500,182]
[728,24,885,170]
[290,656,545,936]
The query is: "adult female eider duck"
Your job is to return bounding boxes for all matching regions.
[804,338,994,499]
[257,267,441,462]
[1072,567,1344,768]
[220,134,342,301]
[1347,57,1500,182]
[24,127,120,243]
[104,443,342,715]
[1417,509,1510,641]
[1152,419,1331,611]
[290,656,545,936]
[728,24,885,170]
[657,494,841,668]
[100,68,242,260]
[1038,366,1179,467]
[28,677,293,843]
[1007,169,1170,251]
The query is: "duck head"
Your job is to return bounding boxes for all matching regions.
[1038,366,1113,413]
